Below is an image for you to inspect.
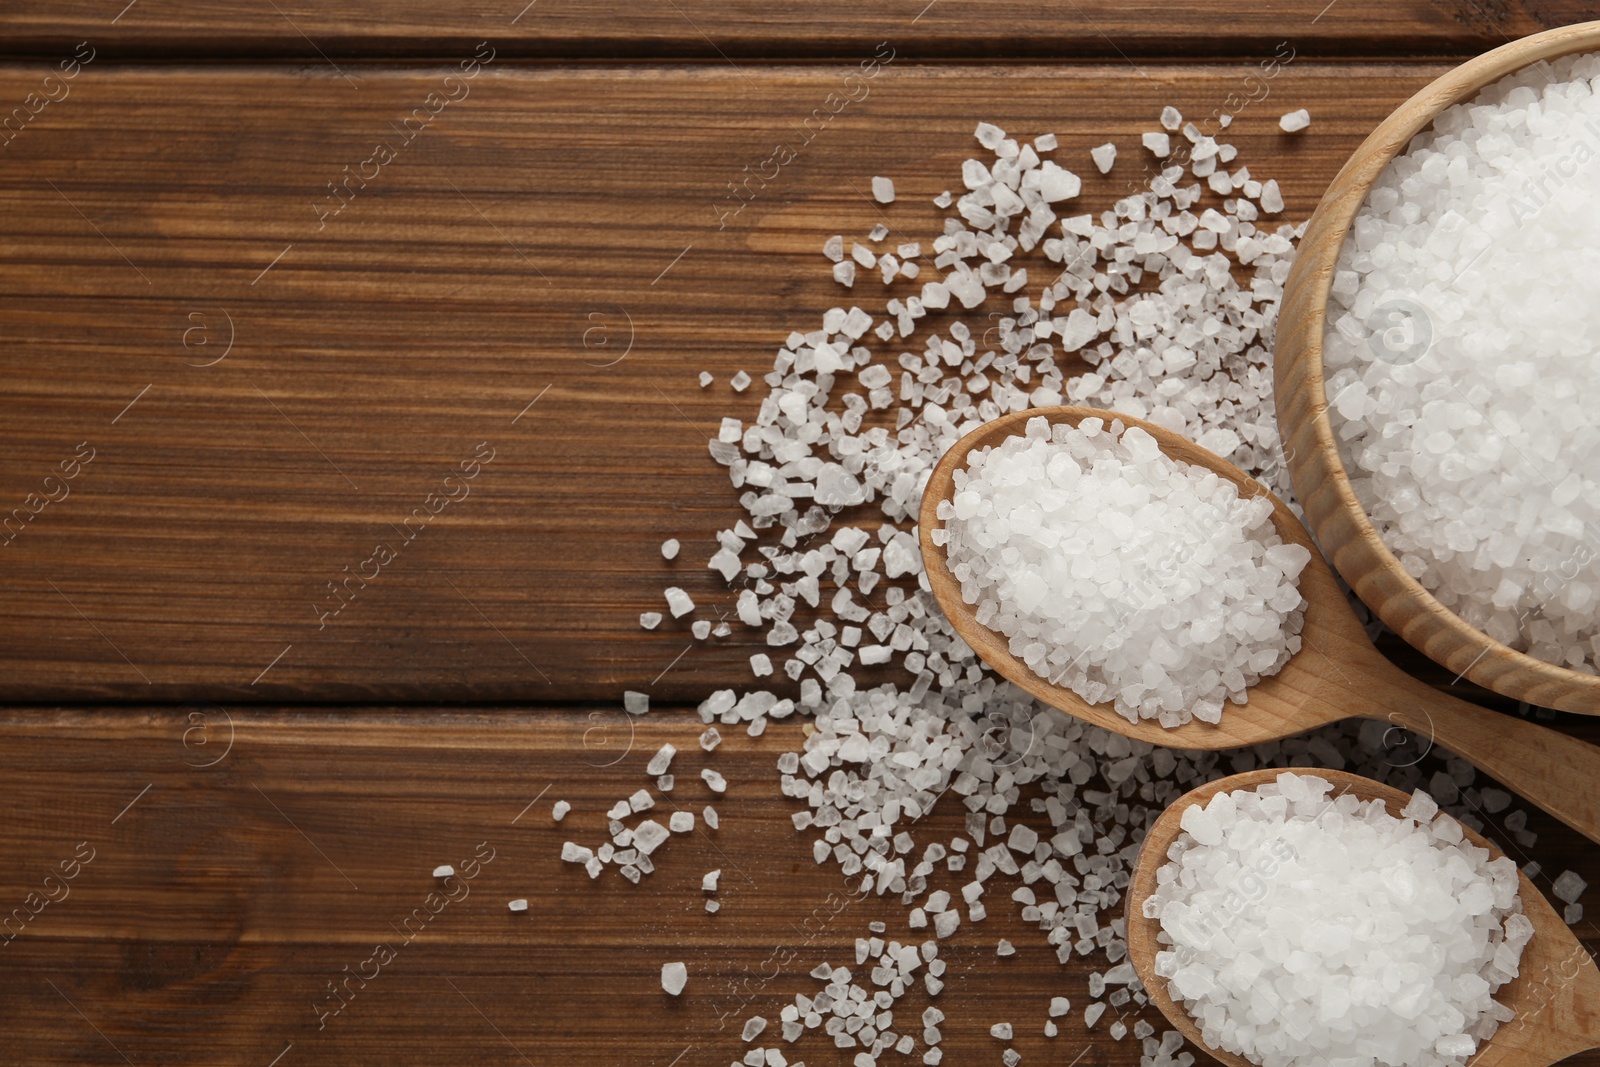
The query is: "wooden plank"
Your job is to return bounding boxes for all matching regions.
[0,708,1592,1066]
[0,60,1467,702]
[0,1,1594,61]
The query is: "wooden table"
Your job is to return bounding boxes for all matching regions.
[0,3,1595,1064]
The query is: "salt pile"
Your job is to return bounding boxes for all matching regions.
[936,415,1311,726]
[577,114,1588,1067]
[1325,51,1600,673]
[1148,772,1528,1067]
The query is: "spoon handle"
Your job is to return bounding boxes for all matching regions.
[1377,668,1600,847]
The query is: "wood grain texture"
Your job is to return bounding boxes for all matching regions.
[0,708,1591,1067]
[0,1,1596,61]
[0,60,1455,703]
[1127,769,1600,1067]
[1276,22,1600,715]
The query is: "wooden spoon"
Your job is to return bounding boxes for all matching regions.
[1125,768,1600,1067]
[918,406,1600,846]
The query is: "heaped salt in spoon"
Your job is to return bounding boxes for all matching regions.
[918,406,1600,846]
[1125,768,1600,1067]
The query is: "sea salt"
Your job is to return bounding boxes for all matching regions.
[1090,142,1117,173]
[1150,772,1527,1067]
[616,112,1584,1067]
[938,417,1309,726]
[873,176,896,204]
[1278,108,1310,132]
[662,961,688,995]
[1325,51,1600,673]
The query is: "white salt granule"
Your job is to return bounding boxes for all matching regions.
[633,820,669,854]
[702,768,727,793]
[873,176,896,204]
[1325,51,1600,674]
[662,961,688,995]
[432,865,454,878]
[1090,142,1117,173]
[1278,108,1310,132]
[664,587,694,617]
[1553,869,1587,904]
[647,743,676,775]
[623,690,649,715]
[731,370,752,392]
[698,371,713,387]
[639,611,662,630]
[508,898,528,912]
[551,800,570,821]
[1142,131,1171,157]
[669,811,695,832]
[938,416,1309,727]
[661,538,680,560]
[1150,772,1527,1067]
[703,868,721,891]
[751,653,773,676]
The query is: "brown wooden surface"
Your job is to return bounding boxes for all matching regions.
[0,709,1591,1067]
[1,10,1598,1067]
[1,1,1598,60]
[0,62,1446,703]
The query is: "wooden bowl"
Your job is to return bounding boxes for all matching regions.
[1275,21,1600,715]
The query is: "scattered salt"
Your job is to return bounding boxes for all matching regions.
[1278,108,1310,132]
[664,587,694,618]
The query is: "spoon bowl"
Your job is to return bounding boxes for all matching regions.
[1125,768,1600,1067]
[919,406,1600,845]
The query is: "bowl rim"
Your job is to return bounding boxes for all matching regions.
[1276,20,1600,714]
